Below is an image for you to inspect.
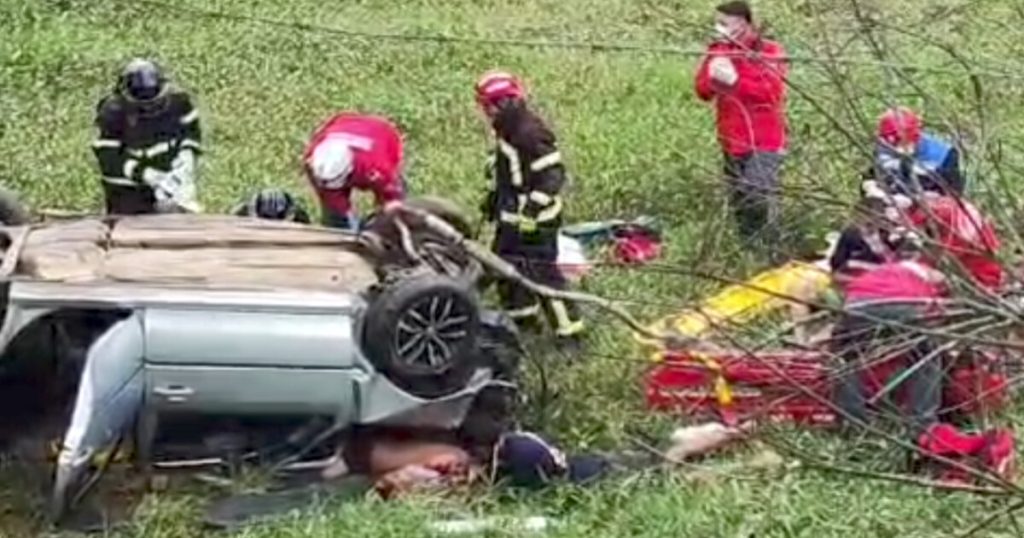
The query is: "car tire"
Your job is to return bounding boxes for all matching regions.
[0,186,31,225]
[363,272,482,399]
[403,197,484,285]
[365,196,484,285]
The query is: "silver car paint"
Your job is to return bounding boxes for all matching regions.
[10,280,493,513]
[52,314,145,516]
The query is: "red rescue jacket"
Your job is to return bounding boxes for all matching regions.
[303,113,405,216]
[844,260,945,305]
[695,35,788,156]
[907,196,1003,290]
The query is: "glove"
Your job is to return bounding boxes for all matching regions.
[709,56,738,86]
[140,167,170,189]
[518,217,538,235]
[861,180,887,201]
[171,149,197,179]
[154,171,202,213]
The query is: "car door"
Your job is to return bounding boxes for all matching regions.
[51,313,144,520]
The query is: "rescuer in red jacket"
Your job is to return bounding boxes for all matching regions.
[907,194,1002,291]
[695,1,788,243]
[303,113,406,230]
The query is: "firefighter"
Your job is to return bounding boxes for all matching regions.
[303,112,406,230]
[91,58,202,215]
[869,107,965,197]
[695,1,788,242]
[232,188,311,223]
[475,71,585,347]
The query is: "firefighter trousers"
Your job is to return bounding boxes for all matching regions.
[103,183,158,215]
[493,226,584,338]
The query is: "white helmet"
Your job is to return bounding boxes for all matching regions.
[309,137,355,189]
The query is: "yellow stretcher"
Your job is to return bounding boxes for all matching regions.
[640,260,833,356]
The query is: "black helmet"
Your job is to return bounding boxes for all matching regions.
[118,58,166,103]
[252,188,297,221]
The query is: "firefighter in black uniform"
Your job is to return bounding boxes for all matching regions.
[91,58,202,215]
[475,71,585,346]
[232,188,311,223]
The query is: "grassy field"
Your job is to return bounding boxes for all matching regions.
[5,0,1024,536]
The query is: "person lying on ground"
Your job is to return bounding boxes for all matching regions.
[323,425,612,499]
[832,233,947,437]
[92,58,202,215]
[232,188,311,223]
[303,112,406,230]
[867,106,965,198]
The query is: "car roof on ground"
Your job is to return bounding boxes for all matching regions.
[2,214,380,294]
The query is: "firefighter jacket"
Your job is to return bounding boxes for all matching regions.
[91,90,201,188]
[485,104,567,235]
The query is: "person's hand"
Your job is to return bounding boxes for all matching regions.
[140,167,170,189]
[154,171,202,213]
[171,150,196,179]
[709,56,738,86]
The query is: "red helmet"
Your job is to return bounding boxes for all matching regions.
[877,107,922,147]
[475,71,526,110]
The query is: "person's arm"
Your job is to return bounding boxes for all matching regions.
[731,44,787,103]
[177,92,202,156]
[694,51,716,102]
[92,98,133,183]
[370,170,404,209]
[518,130,566,229]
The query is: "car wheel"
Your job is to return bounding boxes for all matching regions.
[364,196,484,285]
[0,186,31,225]
[417,237,484,285]
[363,272,482,398]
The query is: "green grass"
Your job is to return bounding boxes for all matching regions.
[4,0,1024,536]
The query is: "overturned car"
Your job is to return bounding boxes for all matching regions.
[0,197,521,521]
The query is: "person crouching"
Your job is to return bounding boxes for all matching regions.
[832,233,947,436]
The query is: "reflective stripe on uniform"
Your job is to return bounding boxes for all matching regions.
[181,139,202,152]
[528,190,553,205]
[535,196,563,223]
[507,304,541,319]
[498,140,523,187]
[126,141,172,159]
[123,159,139,180]
[92,139,122,149]
[530,151,562,172]
[103,176,138,187]
[500,195,562,224]
[179,109,200,125]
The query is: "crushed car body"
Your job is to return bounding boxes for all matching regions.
[0,207,521,521]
